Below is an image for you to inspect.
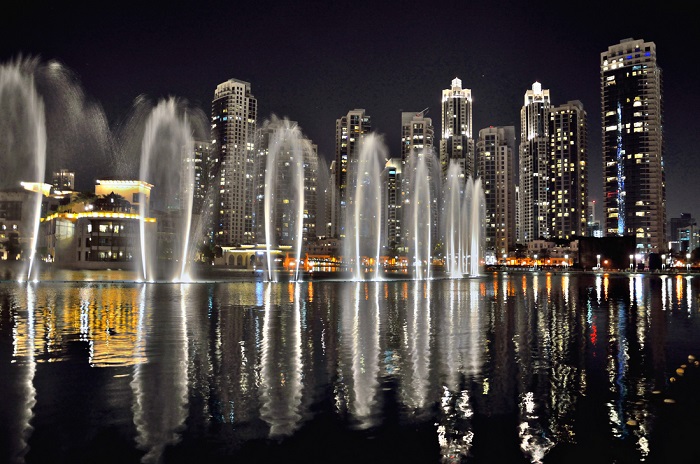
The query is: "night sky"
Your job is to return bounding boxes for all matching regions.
[2,0,697,222]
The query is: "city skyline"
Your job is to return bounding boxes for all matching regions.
[1,0,696,222]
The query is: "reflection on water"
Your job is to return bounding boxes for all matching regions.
[1,272,700,463]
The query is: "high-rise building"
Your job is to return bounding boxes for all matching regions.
[440,78,474,179]
[334,109,371,238]
[601,38,665,253]
[211,78,257,246]
[548,100,588,240]
[401,111,434,163]
[477,126,517,255]
[519,81,551,242]
[191,141,214,213]
[383,158,402,251]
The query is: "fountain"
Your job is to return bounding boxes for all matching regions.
[0,59,47,281]
[343,133,386,280]
[260,116,308,282]
[138,98,195,282]
[403,149,441,280]
[441,160,485,278]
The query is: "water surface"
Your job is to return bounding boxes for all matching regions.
[1,271,699,463]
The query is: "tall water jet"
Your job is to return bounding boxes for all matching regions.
[439,161,486,278]
[465,176,485,277]
[138,98,195,282]
[403,150,440,280]
[443,162,464,278]
[260,116,308,282]
[0,60,46,281]
[344,133,386,280]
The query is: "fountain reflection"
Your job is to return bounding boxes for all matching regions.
[260,283,304,437]
[131,284,189,463]
[3,286,38,464]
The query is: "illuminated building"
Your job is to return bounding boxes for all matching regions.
[383,158,402,252]
[41,180,156,268]
[52,169,75,193]
[519,81,551,242]
[548,100,588,240]
[334,108,371,238]
[211,78,258,246]
[440,77,474,179]
[477,125,516,255]
[0,188,40,260]
[601,38,665,253]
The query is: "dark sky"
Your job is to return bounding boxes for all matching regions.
[2,0,698,222]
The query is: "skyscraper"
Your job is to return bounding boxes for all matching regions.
[383,158,402,251]
[334,109,371,238]
[548,100,588,240]
[211,79,257,246]
[440,78,474,180]
[477,126,516,255]
[401,110,434,163]
[519,81,551,242]
[601,38,665,253]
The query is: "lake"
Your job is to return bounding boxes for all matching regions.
[1,270,700,463]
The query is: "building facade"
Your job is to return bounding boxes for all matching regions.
[548,100,588,240]
[601,38,665,253]
[334,109,371,238]
[519,81,551,243]
[477,126,517,255]
[211,78,258,246]
[440,77,474,180]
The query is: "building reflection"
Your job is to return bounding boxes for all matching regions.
[1,272,699,462]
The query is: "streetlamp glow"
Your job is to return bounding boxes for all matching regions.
[687,253,691,272]
[564,254,569,269]
[534,254,538,270]
[596,254,601,270]
[630,254,634,270]
[661,254,666,271]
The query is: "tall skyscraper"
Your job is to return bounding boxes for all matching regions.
[211,78,257,246]
[334,109,371,238]
[383,158,402,251]
[188,141,214,212]
[519,81,551,242]
[477,126,517,255]
[401,110,434,163]
[601,38,665,253]
[548,100,588,240]
[440,78,474,179]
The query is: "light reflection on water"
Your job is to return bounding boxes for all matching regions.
[1,272,700,463]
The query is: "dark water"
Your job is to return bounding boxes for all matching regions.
[1,271,700,464]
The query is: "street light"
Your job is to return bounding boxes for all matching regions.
[534,254,538,270]
[661,254,666,271]
[687,253,691,272]
[630,254,634,271]
[564,254,569,269]
[596,254,601,270]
